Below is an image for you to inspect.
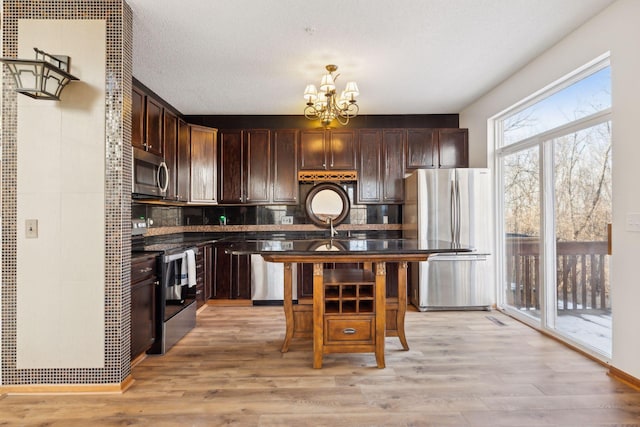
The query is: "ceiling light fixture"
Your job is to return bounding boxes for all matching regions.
[0,47,79,100]
[304,64,359,127]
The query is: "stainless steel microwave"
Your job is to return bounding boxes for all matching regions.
[132,147,168,198]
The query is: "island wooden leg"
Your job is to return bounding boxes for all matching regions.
[375,262,386,368]
[312,262,324,368]
[397,261,409,351]
[281,262,294,353]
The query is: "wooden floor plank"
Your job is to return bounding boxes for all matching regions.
[1,306,639,426]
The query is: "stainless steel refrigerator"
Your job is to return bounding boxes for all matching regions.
[403,168,492,311]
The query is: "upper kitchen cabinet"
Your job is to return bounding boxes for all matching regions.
[272,129,299,204]
[299,129,356,170]
[190,125,218,204]
[176,119,191,202]
[357,129,405,204]
[132,86,145,151]
[163,110,178,200]
[131,84,163,157]
[219,129,271,204]
[437,128,469,169]
[406,128,468,170]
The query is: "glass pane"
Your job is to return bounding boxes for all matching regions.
[503,146,541,320]
[553,122,612,355]
[503,67,611,146]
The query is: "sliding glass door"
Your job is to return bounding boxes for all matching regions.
[495,58,612,358]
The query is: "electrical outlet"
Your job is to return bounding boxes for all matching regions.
[25,219,38,238]
[281,216,293,225]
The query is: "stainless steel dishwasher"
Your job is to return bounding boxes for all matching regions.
[251,252,297,304]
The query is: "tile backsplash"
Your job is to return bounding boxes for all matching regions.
[132,182,401,228]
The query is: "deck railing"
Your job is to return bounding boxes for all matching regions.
[506,238,610,312]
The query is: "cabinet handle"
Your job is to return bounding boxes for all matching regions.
[342,328,357,335]
[139,267,153,274]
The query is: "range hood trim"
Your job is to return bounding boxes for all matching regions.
[298,170,358,183]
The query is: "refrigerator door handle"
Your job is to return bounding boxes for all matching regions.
[450,181,456,243]
[455,177,461,245]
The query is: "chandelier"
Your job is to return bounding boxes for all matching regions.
[304,64,359,127]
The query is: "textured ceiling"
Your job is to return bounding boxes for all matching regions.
[127,0,615,116]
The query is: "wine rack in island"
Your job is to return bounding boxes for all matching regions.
[314,267,386,368]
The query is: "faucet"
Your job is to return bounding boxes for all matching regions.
[328,218,338,237]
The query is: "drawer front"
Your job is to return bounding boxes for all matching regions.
[131,257,157,284]
[325,316,374,345]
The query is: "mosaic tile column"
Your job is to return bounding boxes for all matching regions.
[1,0,133,387]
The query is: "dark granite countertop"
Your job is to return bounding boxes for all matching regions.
[226,238,472,256]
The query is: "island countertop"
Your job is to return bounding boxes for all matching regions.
[226,238,473,257]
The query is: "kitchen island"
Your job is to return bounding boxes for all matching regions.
[229,238,470,368]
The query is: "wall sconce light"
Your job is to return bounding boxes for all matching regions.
[0,47,79,100]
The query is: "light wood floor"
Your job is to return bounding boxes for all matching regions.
[2,306,640,426]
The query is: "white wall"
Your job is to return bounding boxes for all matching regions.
[460,0,640,379]
[16,19,106,368]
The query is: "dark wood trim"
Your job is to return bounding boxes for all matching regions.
[185,114,459,130]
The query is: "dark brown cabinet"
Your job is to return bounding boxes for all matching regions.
[437,128,469,168]
[212,244,251,299]
[145,97,163,156]
[132,84,164,156]
[381,129,406,202]
[176,119,191,202]
[190,125,218,204]
[130,254,157,361]
[219,129,271,204]
[192,244,209,308]
[357,129,405,204]
[406,128,468,170]
[299,129,356,170]
[132,86,145,151]
[272,129,299,204]
[163,110,178,200]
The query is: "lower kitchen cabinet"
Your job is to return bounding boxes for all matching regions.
[211,244,251,299]
[131,253,158,361]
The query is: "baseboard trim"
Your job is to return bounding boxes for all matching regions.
[0,374,135,395]
[608,366,640,391]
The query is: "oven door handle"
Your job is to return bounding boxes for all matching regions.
[164,252,186,263]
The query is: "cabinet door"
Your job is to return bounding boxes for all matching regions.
[328,130,356,170]
[245,129,271,204]
[145,97,163,156]
[212,247,232,299]
[438,128,469,168]
[212,247,251,300]
[233,254,251,299]
[131,86,145,150]
[204,244,214,301]
[176,119,191,202]
[190,125,217,204]
[218,130,244,204]
[406,129,437,169]
[272,129,299,204]
[299,130,326,170]
[357,129,382,203]
[382,129,406,203]
[131,278,156,359]
[163,110,178,200]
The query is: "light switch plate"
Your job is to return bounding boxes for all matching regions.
[25,219,38,238]
[281,216,293,225]
[626,213,640,232]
